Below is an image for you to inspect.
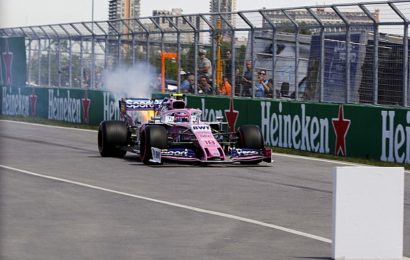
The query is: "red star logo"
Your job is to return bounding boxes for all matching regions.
[0,49,2,84]
[332,105,351,156]
[2,39,13,86]
[224,98,239,132]
[82,92,91,123]
[30,88,37,116]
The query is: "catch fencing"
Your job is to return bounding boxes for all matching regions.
[0,0,409,106]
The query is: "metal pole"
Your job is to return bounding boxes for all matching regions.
[177,31,181,91]
[231,29,235,97]
[80,38,84,88]
[408,30,410,107]
[92,0,94,27]
[132,34,136,65]
[283,10,299,100]
[27,40,32,84]
[250,29,255,98]
[58,39,61,87]
[404,24,409,106]
[307,8,325,102]
[69,39,72,87]
[146,33,150,63]
[48,39,51,86]
[238,12,255,98]
[295,30,300,100]
[118,36,121,65]
[194,17,200,95]
[360,4,379,105]
[211,24,217,93]
[91,0,95,88]
[38,39,41,86]
[320,28,325,102]
[389,2,409,106]
[333,6,351,103]
[373,26,379,105]
[260,10,277,99]
[104,36,109,71]
[346,26,351,103]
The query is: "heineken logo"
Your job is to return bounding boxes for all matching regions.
[261,102,354,157]
[103,92,120,120]
[48,89,81,123]
[200,98,223,122]
[381,110,410,163]
[2,87,29,116]
[261,102,331,154]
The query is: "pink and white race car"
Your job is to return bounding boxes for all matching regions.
[98,94,272,165]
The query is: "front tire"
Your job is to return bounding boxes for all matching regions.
[236,125,264,165]
[98,121,128,158]
[140,125,168,165]
[236,125,264,149]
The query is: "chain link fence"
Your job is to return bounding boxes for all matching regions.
[0,0,409,105]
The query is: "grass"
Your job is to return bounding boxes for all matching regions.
[271,146,410,170]
[2,115,409,170]
[0,115,99,131]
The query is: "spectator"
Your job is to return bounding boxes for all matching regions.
[197,49,212,79]
[187,73,196,93]
[180,71,190,93]
[241,60,253,97]
[266,78,274,98]
[279,82,290,98]
[224,50,233,83]
[218,75,232,96]
[198,75,213,95]
[254,70,269,97]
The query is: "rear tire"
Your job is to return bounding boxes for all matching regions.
[140,125,168,164]
[98,121,128,158]
[236,125,264,165]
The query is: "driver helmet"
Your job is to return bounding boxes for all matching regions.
[174,112,189,122]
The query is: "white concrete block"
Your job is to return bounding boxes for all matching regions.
[332,166,404,260]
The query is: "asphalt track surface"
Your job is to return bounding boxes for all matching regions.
[0,120,409,260]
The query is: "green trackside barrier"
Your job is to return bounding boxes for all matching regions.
[184,95,410,164]
[2,87,410,164]
[0,86,121,126]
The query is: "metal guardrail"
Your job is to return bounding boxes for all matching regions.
[0,0,409,106]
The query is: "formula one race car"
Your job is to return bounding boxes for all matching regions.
[98,94,271,165]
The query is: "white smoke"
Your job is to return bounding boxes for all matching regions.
[103,62,159,100]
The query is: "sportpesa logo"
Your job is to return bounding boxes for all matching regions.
[162,148,194,157]
[125,99,162,110]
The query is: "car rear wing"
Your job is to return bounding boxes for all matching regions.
[119,98,163,114]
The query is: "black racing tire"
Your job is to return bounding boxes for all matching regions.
[236,125,264,165]
[98,120,128,158]
[236,125,264,149]
[140,125,168,165]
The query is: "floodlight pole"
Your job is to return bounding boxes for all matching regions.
[160,52,178,93]
[91,0,95,89]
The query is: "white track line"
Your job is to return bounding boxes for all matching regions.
[0,164,331,244]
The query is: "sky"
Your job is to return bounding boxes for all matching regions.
[0,0,363,28]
